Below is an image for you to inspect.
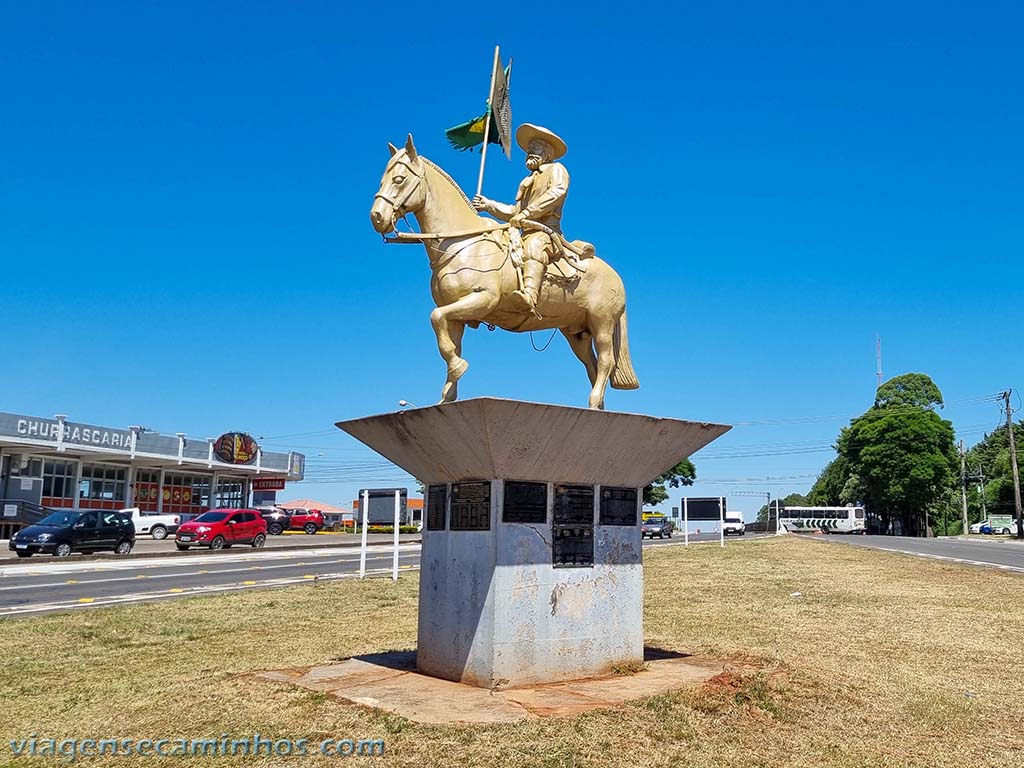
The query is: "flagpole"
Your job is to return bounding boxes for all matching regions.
[475,45,500,198]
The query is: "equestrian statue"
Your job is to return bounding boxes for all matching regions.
[369,125,639,410]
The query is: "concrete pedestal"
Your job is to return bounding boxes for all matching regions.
[336,398,729,688]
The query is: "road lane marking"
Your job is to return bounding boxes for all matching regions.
[77,598,94,603]
[0,566,422,616]
[795,535,1024,575]
[0,552,421,591]
[0,544,422,577]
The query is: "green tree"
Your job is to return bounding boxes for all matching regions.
[873,372,944,409]
[643,459,696,507]
[807,457,850,506]
[964,419,1024,524]
[839,374,957,536]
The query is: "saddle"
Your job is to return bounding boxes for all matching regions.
[507,224,594,274]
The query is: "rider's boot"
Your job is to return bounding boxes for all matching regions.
[509,260,545,314]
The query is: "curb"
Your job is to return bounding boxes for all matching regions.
[937,536,1024,545]
[0,536,422,565]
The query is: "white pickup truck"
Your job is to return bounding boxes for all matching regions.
[118,508,182,540]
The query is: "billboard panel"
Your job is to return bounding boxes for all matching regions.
[682,497,725,521]
[356,487,409,524]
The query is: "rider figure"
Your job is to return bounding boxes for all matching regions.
[472,124,569,314]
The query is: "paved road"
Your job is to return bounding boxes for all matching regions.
[0,532,422,562]
[0,544,424,617]
[0,532,768,617]
[799,533,1024,575]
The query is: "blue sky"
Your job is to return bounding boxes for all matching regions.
[2,1,1021,517]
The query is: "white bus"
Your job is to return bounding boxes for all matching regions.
[781,506,866,534]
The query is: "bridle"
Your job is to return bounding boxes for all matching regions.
[373,158,424,233]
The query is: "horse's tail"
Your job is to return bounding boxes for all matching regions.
[611,308,640,390]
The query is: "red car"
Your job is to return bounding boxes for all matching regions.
[258,506,324,535]
[174,509,267,551]
[287,508,324,535]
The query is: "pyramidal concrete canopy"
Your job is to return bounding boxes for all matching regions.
[335,398,730,488]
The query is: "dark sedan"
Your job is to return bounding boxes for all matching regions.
[8,510,135,558]
[641,515,674,539]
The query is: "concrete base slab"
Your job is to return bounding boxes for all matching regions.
[256,650,727,724]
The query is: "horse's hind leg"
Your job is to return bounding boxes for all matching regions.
[441,320,465,402]
[561,329,598,387]
[589,319,616,410]
[430,291,500,403]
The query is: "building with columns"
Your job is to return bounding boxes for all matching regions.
[0,410,304,536]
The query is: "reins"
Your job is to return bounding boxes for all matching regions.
[382,222,510,244]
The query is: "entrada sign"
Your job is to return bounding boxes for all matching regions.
[252,477,286,491]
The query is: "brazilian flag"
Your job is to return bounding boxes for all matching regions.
[445,108,502,152]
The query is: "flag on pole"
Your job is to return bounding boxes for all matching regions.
[445,58,512,155]
[444,111,499,152]
[491,56,512,158]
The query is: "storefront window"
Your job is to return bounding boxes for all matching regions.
[162,473,212,515]
[133,469,161,512]
[42,460,77,508]
[214,478,246,509]
[79,464,127,509]
[9,455,43,478]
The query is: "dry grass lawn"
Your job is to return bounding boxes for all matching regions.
[1,537,1022,767]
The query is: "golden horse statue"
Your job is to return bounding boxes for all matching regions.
[369,135,639,410]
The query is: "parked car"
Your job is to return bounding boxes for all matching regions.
[255,505,292,535]
[287,508,325,535]
[257,506,324,535]
[174,509,267,551]
[970,517,1015,535]
[723,514,746,536]
[8,510,135,558]
[978,523,1015,535]
[641,515,674,539]
[118,507,181,540]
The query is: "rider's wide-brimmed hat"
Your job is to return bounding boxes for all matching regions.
[516,123,567,160]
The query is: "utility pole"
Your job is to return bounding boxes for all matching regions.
[1002,390,1023,539]
[959,440,969,535]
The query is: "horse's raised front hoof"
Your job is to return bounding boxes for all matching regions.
[448,357,469,381]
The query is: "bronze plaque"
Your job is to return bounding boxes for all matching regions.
[450,481,491,531]
[503,480,547,524]
[600,486,638,526]
[426,484,447,531]
[553,484,594,525]
[553,525,594,567]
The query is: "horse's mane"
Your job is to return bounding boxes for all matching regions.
[420,155,473,210]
